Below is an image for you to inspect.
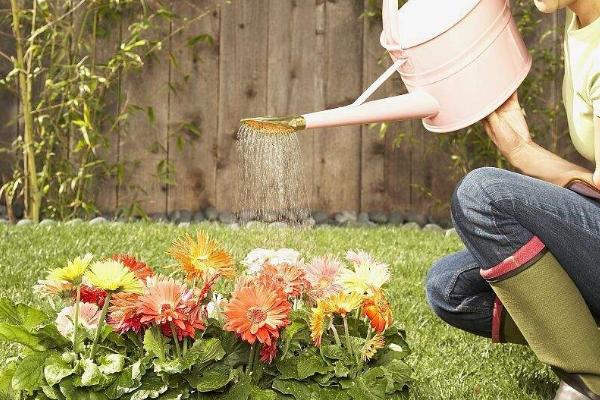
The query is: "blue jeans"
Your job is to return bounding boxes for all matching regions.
[426,167,600,338]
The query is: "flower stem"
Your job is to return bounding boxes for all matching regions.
[247,345,255,374]
[342,316,353,357]
[72,285,81,353]
[89,291,112,360]
[183,337,188,356]
[329,322,342,347]
[169,321,181,359]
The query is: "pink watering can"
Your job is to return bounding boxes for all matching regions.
[242,0,531,134]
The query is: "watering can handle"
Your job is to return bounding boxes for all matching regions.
[351,57,406,107]
[382,0,402,48]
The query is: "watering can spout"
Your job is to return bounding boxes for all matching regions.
[302,91,439,130]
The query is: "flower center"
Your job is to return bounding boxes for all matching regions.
[318,277,331,288]
[246,306,267,324]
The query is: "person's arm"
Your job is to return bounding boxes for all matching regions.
[482,92,594,187]
[594,109,600,186]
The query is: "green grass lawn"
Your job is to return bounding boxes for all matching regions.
[0,223,557,399]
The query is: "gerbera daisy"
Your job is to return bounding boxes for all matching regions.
[339,259,390,296]
[33,279,74,297]
[79,285,108,307]
[224,281,291,346]
[48,254,94,285]
[168,231,235,280]
[361,333,385,361]
[345,250,376,265]
[260,339,278,364]
[108,292,143,333]
[242,248,301,274]
[56,302,100,337]
[137,276,204,339]
[84,260,143,294]
[320,292,363,317]
[304,256,344,301]
[257,263,307,298]
[112,255,155,281]
[362,290,393,333]
[309,303,331,346]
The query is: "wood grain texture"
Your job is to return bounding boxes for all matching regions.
[0,0,18,189]
[313,0,363,212]
[118,5,171,215]
[167,0,220,213]
[266,0,319,210]
[360,4,412,213]
[216,0,269,211]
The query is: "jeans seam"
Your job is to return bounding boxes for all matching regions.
[444,262,482,303]
[478,181,520,250]
[491,197,600,241]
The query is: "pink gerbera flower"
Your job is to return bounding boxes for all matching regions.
[56,302,100,337]
[304,256,344,301]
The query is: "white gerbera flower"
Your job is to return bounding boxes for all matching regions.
[242,248,301,274]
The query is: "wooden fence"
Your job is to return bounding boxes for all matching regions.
[0,1,569,219]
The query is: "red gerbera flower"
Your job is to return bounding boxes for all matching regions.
[260,339,279,364]
[108,292,143,333]
[112,255,155,281]
[79,285,108,307]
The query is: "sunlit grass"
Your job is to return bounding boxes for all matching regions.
[0,222,557,399]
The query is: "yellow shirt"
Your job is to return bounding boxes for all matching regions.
[562,10,600,162]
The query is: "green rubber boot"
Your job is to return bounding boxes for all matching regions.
[483,242,600,397]
[491,298,527,345]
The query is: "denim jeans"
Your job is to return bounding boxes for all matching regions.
[426,167,600,338]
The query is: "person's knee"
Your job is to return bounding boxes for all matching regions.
[451,167,512,234]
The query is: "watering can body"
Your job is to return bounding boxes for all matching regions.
[303,0,531,133]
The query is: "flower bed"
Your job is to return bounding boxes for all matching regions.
[0,231,411,399]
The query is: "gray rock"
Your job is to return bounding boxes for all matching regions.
[39,219,56,226]
[312,210,329,225]
[303,217,316,228]
[228,223,240,230]
[89,217,108,225]
[66,218,83,226]
[269,221,288,229]
[244,220,264,229]
[12,203,24,219]
[369,211,389,224]
[218,211,237,225]
[405,212,428,227]
[16,219,34,226]
[148,213,168,222]
[178,222,191,228]
[445,228,459,237]
[389,211,405,225]
[0,218,8,225]
[193,211,206,223]
[237,210,256,224]
[357,212,370,224]
[401,222,421,230]
[169,210,192,223]
[261,211,278,223]
[335,211,357,225]
[0,205,5,216]
[436,217,453,229]
[111,221,124,226]
[204,207,219,221]
[423,223,443,233]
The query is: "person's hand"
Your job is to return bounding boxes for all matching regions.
[482,92,532,159]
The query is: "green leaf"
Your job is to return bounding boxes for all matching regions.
[219,331,249,368]
[104,361,145,400]
[275,357,299,379]
[320,345,352,364]
[281,320,306,358]
[44,354,74,386]
[296,352,330,379]
[272,378,348,400]
[187,34,214,47]
[128,373,167,400]
[37,323,71,349]
[249,386,278,400]
[182,338,226,369]
[0,363,16,400]
[186,363,235,392]
[0,298,47,330]
[143,329,164,360]
[333,362,350,378]
[98,354,125,375]
[12,351,48,393]
[59,376,109,400]
[0,322,45,350]
[76,359,103,387]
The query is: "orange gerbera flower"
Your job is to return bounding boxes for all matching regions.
[168,231,235,281]
[224,281,291,346]
[137,276,205,339]
[112,255,155,281]
[362,290,393,333]
[257,263,307,298]
[108,292,143,333]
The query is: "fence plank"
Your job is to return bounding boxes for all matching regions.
[94,12,122,214]
[118,7,171,216]
[216,0,269,212]
[0,1,18,195]
[313,0,363,213]
[266,0,319,210]
[167,1,220,214]
[360,6,413,213]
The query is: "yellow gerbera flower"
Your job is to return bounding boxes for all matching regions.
[168,231,236,280]
[47,254,93,285]
[340,261,390,296]
[321,292,363,317]
[84,260,143,293]
[309,303,330,346]
[361,333,385,361]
